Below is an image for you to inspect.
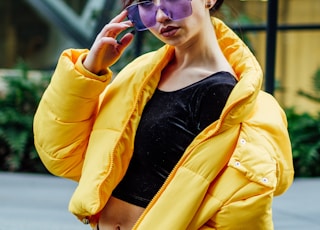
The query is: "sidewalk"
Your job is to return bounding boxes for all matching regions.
[0,173,87,230]
[0,172,319,230]
[272,177,320,229]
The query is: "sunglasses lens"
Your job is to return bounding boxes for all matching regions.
[127,3,151,31]
[127,0,192,31]
[164,0,192,21]
[138,2,158,29]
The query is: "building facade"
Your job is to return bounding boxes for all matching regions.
[1,0,319,113]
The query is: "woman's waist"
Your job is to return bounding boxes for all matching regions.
[98,196,145,230]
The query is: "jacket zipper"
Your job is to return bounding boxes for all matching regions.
[90,47,173,225]
[132,95,248,229]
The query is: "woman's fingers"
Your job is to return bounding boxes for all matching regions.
[96,23,129,41]
[97,10,133,40]
[83,11,134,73]
[109,10,128,24]
[96,19,133,45]
[116,32,135,52]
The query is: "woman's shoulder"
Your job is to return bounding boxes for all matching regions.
[114,45,172,80]
[127,45,171,68]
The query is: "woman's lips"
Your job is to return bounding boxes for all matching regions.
[160,26,179,37]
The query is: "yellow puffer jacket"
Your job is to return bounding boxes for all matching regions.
[34,18,294,229]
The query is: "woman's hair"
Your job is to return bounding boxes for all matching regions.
[212,0,224,12]
[122,0,224,11]
[121,0,135,8]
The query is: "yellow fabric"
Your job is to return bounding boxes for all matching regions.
[33,18,294,229]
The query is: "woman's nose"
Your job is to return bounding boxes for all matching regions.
[155,7,170,23]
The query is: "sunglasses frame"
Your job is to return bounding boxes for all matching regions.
[126,0,193,31]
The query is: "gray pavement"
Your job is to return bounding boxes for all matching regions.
[0,172,319,230]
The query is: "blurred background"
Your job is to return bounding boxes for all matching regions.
[0,0,320,177]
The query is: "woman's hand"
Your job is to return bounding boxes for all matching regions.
[83,11,134,74]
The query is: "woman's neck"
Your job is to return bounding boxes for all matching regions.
[172,17,229,70]
[173,31,232,75]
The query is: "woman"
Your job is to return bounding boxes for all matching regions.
[33,0,294,229]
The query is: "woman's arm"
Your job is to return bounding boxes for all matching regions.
[33,49,112,181]
[34,11,135,181]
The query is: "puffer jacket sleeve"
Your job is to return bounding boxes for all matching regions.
[216,94,293,229]
[204,194,274,230]
[189,91,293,230]
[206,168,275,230]
[33,49,112,181]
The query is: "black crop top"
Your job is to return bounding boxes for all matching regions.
[112,71,237,207]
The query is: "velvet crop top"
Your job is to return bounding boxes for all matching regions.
[112,71,237,208]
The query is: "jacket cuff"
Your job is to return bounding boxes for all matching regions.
[75,52,113,82]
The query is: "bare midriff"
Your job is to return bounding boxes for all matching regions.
[97,196,145,230]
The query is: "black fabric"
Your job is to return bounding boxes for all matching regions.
[112,71,237,207]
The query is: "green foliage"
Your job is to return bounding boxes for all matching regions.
[0,62,49,173]
[286,108,320,177]
[286,67,320,177]
[297,68,320,102]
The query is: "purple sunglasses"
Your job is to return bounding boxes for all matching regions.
[126,0,193,31]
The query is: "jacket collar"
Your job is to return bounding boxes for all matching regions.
[139,17,263,128]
